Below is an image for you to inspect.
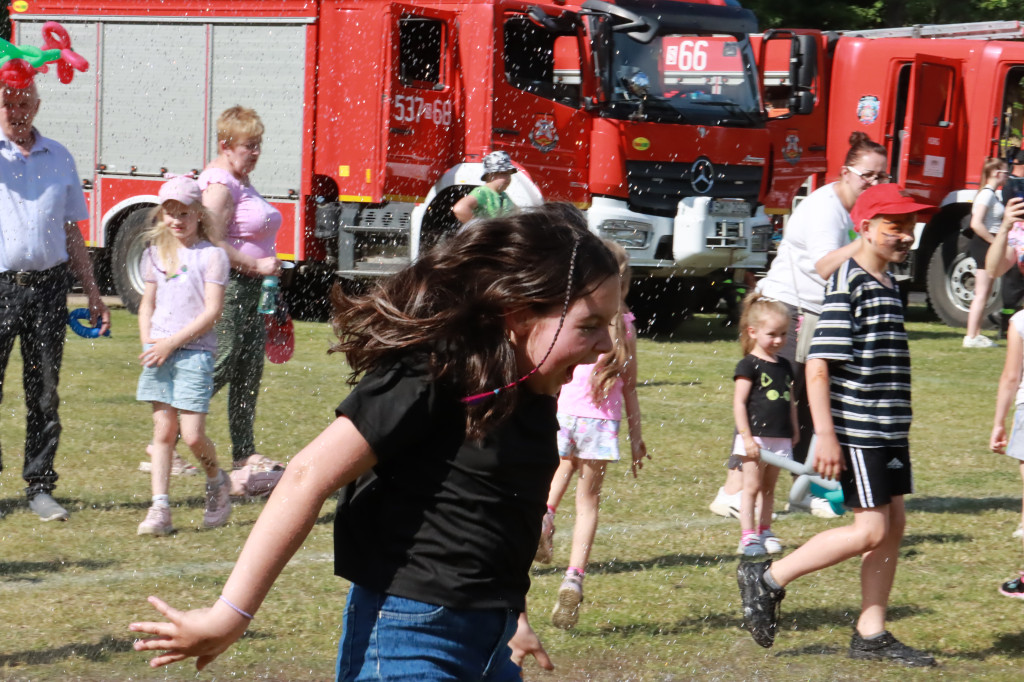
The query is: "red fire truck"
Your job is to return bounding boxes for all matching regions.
[10,0,817,323]
[762,21,1024,327]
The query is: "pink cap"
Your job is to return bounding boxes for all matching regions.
[158,175,202,207]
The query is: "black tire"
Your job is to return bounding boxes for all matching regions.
[111,209,153,314]
[924,231,1000,328]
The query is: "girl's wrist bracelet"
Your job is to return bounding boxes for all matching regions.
[218,595,254,620]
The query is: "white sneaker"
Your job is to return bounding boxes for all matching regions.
[810,495,842,519]
[709,487,741,518]
[552,573,584,629]
[760,530,783,554]
[138,505,174,536]
[963,334,998,348]
[1013,524,1023,539]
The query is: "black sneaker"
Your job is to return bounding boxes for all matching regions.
[999,572,1024,599]
[736,559,785,648]
[849,630,936,667]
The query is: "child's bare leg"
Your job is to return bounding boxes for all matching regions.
[178,411,218,478]
[759,464,780,529]
[857,497,904,636]
[767,506,890,587]
[1019,462,1024,554]
[568,460,607,571]
[150,403,178,497]
[547,458,577,511]
[740,458,760,532]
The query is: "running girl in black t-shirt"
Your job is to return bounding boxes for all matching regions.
[129,204,620,681]
[732,293,797,558]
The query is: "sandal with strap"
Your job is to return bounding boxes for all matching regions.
[232,453,285,472]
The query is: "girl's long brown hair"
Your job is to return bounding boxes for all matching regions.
[330,203,618,439]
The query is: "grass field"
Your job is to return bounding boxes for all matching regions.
[1,303,1022,681]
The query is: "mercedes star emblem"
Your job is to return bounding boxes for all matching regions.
[690,158,715,194]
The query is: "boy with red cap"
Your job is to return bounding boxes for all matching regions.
[737,184,937,667]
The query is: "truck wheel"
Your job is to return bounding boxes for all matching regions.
[111,209,152,314]
[924,233,1000,328]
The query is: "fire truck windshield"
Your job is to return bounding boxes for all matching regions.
[605,32,762,126]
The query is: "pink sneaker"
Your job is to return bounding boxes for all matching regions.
[203,470,232,528]
[229,466,283,497]
[137,505,174,536]
[534,510,555,564]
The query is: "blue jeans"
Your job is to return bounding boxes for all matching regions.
[336,585,523,682]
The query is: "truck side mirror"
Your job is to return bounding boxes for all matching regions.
[788,90,814,116]
[791,35,817,91]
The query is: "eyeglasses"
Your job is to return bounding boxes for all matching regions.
[845,166,890,183]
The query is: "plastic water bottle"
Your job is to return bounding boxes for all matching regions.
[258,275,279,315]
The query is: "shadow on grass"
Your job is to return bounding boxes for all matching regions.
[0,635,135,666]
[902,532,972,548]
[584,604,927,640]
[906,496,1020,514]
[959,630,1024,660]
[0,558,116,578]
[533,552,733,577]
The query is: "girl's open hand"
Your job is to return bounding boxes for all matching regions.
[630,437,649,478]
[130,595,249,670]
[991,424,1008,454]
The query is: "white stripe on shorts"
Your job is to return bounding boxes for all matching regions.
[850,447,874,508]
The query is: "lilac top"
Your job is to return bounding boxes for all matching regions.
[197,167,282,261]
[142,241,230,352]
[557,312,636,421]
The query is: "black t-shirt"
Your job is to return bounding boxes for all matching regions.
[733,354,794,438]
[334,356,559,612]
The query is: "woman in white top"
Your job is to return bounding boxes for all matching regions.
[964,157,1008,347]
[709,132,888,519]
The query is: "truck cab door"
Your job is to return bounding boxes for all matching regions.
[894,55,961,203]
[493,9,590,205]
[384,4,461,201]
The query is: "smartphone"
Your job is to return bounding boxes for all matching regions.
[1006,175,1024,201]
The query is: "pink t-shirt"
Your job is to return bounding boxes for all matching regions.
[197,167,282,261]
[142,241,230,352]
[557,312,636,420]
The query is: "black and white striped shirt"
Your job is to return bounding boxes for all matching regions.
[807,259,911,448]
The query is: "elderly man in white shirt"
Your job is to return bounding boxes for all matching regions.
[0,82,109,521]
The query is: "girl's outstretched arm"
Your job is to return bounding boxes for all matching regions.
[993,324,1024,454]
[621,331,647,478]
[130,417,377,670]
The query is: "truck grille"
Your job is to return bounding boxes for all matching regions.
[625,161,762,216]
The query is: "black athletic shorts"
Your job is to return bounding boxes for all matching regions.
[839,445,913,509]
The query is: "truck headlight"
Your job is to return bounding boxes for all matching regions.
[597,220,651,248]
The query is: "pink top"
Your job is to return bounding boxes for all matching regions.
[557,312,636,421]
[197,167,282,261]
[142,241,230,352]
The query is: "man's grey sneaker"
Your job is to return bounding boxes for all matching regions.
[29,493,69,521]
[999,571,1024,599]
[737,559,784,648]
[203,469,232,528]
[849,629,936,667]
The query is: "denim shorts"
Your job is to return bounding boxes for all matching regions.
[136,347,214,413]
[336,584,522,682]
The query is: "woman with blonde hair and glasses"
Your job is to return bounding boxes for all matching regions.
[200,106,285,491]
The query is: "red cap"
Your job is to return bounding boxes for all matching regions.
[850,184,933,231]
[265,314,295,364]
